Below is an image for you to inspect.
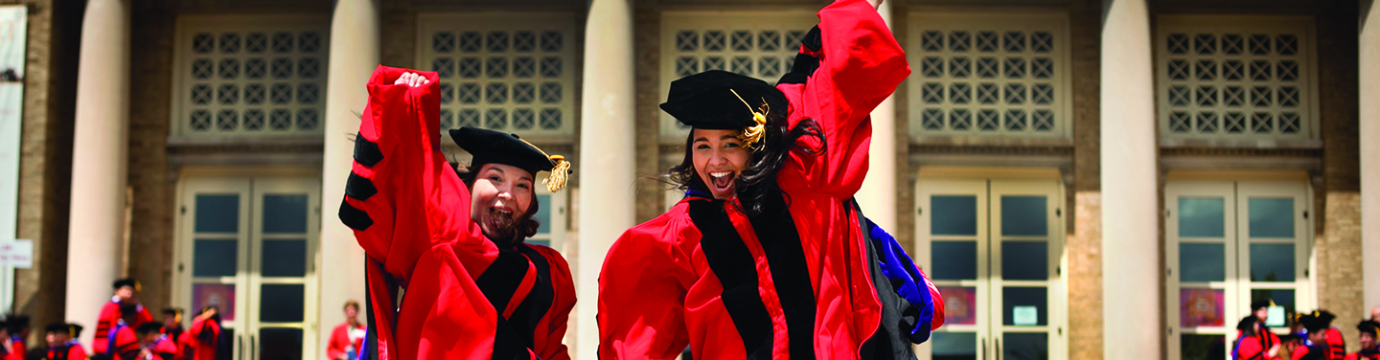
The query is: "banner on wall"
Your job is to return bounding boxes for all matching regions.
[0,4,27,313]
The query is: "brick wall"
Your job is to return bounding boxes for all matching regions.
[1314,0,1364,351]
[1067,0,1104,358]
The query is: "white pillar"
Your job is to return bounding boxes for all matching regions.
[858,0,897,230]
[64,0,129,349]
[576,0,636,358]
[318,0,377,356]
[1100,0,1159,359]
[1361,0,1380,316]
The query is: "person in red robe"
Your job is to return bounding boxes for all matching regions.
[1346,320,1380,360]
[2,315,29,360]
[93,279,154,355]
[106,305,141,360]
[338,69,576,360]
[134,324,176,360]
[176,307,222,360]
[158,309,182,349]
[1234,316,1283,360]
[43,323,87,360]
[326,301,365,360]
[597,0,944,359]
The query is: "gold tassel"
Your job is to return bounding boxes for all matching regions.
[729,89,769,150]
[545,155,571,192]
[516,137,572,192]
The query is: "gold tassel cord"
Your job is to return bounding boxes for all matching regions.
[516,138,572,192]
[729,89,769,150]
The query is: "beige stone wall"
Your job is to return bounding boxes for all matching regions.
[1067,0,1104,357]
[12,0,82,345]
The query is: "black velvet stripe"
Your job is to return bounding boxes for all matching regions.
[802,26,822,52]
[338,198,374,231]
[687,200,773,360]
[510,244,556,349]
[346,172,378,201]
[747,194,817,360]
[492,316,532,360]
[855,202,918,360]
[364,268,380,360]
[354,137,384,167]
[475,249,532,317]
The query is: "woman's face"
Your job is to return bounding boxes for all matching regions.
[692,128,750,200]
[469,163,534,242]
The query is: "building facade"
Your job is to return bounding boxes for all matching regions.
[5,0,1378,359]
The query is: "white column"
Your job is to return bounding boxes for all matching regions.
[575,0,636,358]
[1361,1,1380,316]
[318,0,378,356]
[64,0,129,349]
[858,1,897,230]
[1100,0,1159,359]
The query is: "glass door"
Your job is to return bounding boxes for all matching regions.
[1166,180,1311,360]
[176,177,321,360]
[916,178,1066,360]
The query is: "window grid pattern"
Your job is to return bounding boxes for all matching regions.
[421,15,576,136]
[177,24,329,137]
[908,15,1069,139]
[661,13,817,136]
[1157,20,1313,139]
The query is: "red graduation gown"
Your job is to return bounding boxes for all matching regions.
[327,323,364,359]
[44,341,87,360]
[598,0,938,359]
[339,66,576,360]
[109,326,139,360]
[1325,328,1347,360]
[93,301,153,354]
[6,336,25,360]
[146,336,178,360]
[177,316,220,360]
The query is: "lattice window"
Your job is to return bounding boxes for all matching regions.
[1157,16,1315,140]
[660,12,818,137]
[907,13,1071,139]
[420,13,577,137]
[173,16,329,139]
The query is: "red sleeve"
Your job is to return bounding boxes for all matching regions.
[341,66,494,284]
[776,0,909,198]
[327,324,348,359]
[155,339,179,360]
[93,302,118,353]
[529,245,575,360]
[72,346,90,360]
[598,211,698,360]
[137,306,155,327]
[113,328,140,360]
[1328,329,1347,360]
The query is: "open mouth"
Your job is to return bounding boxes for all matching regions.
[709,171,735,192]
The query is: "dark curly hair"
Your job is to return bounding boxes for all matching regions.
[456,163,542,246]
[665,110,825,216]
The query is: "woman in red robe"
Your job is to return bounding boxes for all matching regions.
[598,0,943,359]
[339,68,576,360]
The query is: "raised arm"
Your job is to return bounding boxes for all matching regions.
[778,0,909,197]
[340,66,487,283]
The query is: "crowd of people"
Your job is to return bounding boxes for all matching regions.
[1232,301,1380,360]
[0,278,225,360]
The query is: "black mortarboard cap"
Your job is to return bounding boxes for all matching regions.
[1299,313,1331,333]
[69,323,83,337]
[448,127,570,192]
[44,323,67,334]
[1358,320,1380,338]
[659,70,786,131]
[1237,316,1260,332]
[6,316,28,333]
[135,323,163,336]
[112,278,139,291]
[1250,299,1273,311]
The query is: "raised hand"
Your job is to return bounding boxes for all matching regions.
[394,72,430,88]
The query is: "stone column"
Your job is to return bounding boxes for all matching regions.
[858,0,897,230]
[1099,0,1159,358]
[64,0,129,349]
[575,0,636,358]
[1361,0,1380,315]
[318,0,378,355]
